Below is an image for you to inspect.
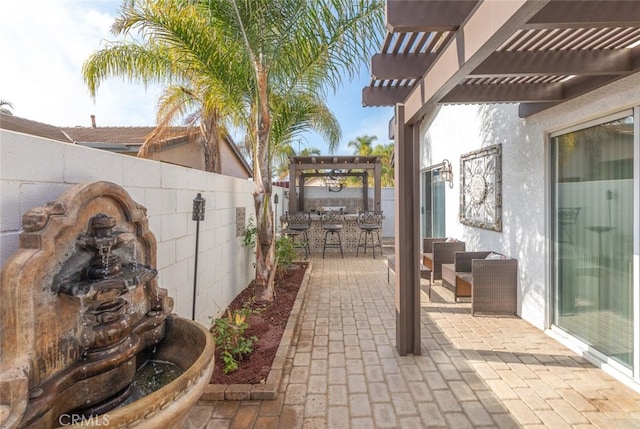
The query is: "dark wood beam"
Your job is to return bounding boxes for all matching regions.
[300,172,365,178]
[471,49,635,77]
[386,0,479,32]
[371,53,437,80]
[403,0,551,124]
[293,162,378,171]
[525,1,640,29]
[393,104,421,356]
[518,102,558,118]
[518,75,636,118]
[363,85,414,107]
[442,82,564,103]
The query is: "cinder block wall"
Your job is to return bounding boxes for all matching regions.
[0,130,256,327]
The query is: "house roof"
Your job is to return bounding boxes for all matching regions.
[0,114,252,176]
[363,0,640,122]
[0,114,70,142]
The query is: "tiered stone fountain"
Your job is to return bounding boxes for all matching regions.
[0,181,214,428]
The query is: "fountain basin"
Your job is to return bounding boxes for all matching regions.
[58,316,214,429]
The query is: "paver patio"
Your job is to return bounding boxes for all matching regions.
[186,253,640,428]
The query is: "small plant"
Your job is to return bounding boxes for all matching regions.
[242,218,257,249]
[276,235,297,271]
[211,308,257,374]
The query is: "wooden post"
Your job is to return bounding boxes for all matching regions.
[288,160,297,213]
[394,104,421,356]
[374,160,382,211]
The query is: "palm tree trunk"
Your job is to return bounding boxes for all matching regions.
[254,66,277,301]
[202,115,221,173]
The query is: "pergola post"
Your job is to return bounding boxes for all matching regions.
[363,171,369,211]
[288,160,297,213]
[374,160,382,211]
[394,104,421,356]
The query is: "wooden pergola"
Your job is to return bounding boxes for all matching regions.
[287,155,382,213]
[363,0,640,355]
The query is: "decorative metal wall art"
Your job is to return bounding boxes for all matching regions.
[459,144,502,231]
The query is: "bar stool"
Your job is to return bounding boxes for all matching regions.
[320,210,344,259]
[356,210,383,258]
[283,211,311,258]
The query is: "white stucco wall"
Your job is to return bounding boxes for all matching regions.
[420,72,640,330]
[0,131,256,327]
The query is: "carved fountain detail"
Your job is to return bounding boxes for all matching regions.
[0,181,214,428]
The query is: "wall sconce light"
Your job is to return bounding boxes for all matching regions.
[284,190,290,199]
[439,159,454,189]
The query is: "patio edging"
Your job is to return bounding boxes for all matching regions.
[199,261,313,401]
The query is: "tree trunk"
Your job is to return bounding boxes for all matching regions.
[254,64,277,302]
[202,115,221,173]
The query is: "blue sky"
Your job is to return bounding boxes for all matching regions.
[0,1,393,156]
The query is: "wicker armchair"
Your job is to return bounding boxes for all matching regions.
[442,251,518,315]
[422,238,465,282]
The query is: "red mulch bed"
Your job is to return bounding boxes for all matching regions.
[209,262,307,385]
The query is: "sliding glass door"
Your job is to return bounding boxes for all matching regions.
[422,169,445,238]
[551,113,635,368]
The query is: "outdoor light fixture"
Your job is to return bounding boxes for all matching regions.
[192,193,206,221]
[438,159,454,189]
[191,193,206,321]
[274,193,279,236]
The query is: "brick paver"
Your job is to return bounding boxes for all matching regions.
[186,254,640,428]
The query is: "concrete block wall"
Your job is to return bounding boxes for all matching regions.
[0,130,256,327]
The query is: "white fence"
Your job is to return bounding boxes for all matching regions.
[0,130,257,327]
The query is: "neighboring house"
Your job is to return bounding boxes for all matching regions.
[365,2,640,391]
[0,114,252,180]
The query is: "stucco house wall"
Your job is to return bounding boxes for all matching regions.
[420,72,640,331]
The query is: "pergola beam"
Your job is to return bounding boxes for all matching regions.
[443,82,564,103]
[471,49,635,77]
[371,53,437,80]
[292,162,379,171]
[403,0,551,124]
[525,0,640,29]
[517,74,634,118]
[363,85,414,107]
[386,0,479,32]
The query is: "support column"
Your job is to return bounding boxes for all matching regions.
[363,171,368,211]
[394,104,421,356]
[374,161,382,211]
[288,161,297,213]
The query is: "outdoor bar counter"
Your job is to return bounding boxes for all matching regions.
[281,211,363,254]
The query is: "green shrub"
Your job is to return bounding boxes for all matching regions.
[276,235,297,270]
[211,308,257,374]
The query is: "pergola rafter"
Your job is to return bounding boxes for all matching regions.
[364,0,640,120]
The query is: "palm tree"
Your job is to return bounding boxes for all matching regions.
[83,0,384,300]
[0,100,14,115]
[348,134,377,157]
[372,142,394,187]
[275,145,322,181]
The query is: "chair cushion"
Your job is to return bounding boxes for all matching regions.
[323,225,342,231]
[457,272,473,284]
[485,252,508,259]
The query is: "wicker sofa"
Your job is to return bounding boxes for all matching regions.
[442,251,518,315]
[422,238,466,282]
